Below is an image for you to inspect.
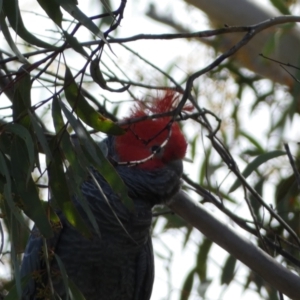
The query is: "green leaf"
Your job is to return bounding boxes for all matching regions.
[13,64,32,126]
[4,124,35,175]
[229,150,286,193]
[0,11,27,63]
[52,96,90,196]
[52,96,100,237]
[240,131,264,154]
[4,275,31,300]
[52,95,65,132]
[28,111,53,159]
[2,0,55,49]
[199,146,212,185]
[0,131,11,154]
[196,238,212,281]
[54,254,71,299]
[61,134,101,237]
[68,278,86,300]
[180,268,195,300]
[37,0,62,27]
[4,183,28,231]
[54,0,108,43]
[90,58,108,89]
[0,150,11,186]
[59,99,134,211]
[249,178,265,222]
[269,0,290,15]
[90,58,130,93]
[10,137,53,238]
[10,218,22,298]
[182,226,193,249]
[221,255,236,285]
[0,152,28,228]
[48,139,92,238]
[190,134,198,161]
[64,66,124,135]
[63,31,88,57]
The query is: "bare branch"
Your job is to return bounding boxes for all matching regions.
[169,191,300,300]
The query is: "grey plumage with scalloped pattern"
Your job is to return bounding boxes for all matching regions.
[21,136,183,300]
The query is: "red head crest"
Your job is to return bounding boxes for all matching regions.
[115,91,190,169]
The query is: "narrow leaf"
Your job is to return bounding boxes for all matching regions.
[28,111,53,159]
[52,96,100,236]
[54,0,108,44]
[2,0,55,49]
[59,100,134,211]
[4,124,35,174]
[52,95,65,132]
[64,67,124,135]
[13,64,32,126]
[196,238,212,281]
[0,131,11,154]
[4,182,28,231]
[28,110,52,159]
[37,0,63,27]
[11,219,22,298]
[0,12,27,63]
[63,31,88,57]
[0,152,28,228]
[180,268,195,300]
[269,0,291,15]
[229,150,286,193]
[240,131,264,154]
[68,279,86,300]
[10,137,53,238]
[54,254,70,299]
[0,150,11,186]
[90,58,130,92]
[221,255,236,285]
[48,139,91,238]
[62,135,101,236]
[4,271,31,300]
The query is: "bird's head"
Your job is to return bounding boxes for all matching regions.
[114,91,190,170]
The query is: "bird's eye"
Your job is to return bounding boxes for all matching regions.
[151,145,161,154]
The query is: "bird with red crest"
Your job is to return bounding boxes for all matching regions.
[115,90,191,169]
[21,90,190,300]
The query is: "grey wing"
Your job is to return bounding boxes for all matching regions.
[134,237,155,300]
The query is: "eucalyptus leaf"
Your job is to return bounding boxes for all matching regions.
[2,0,55,49]
[59,99,134,211]
[0,11,27,63]
[28,111,53,159]
[37,0,63,27]
[54,0,109,45]
[10,136,53,238]
[221,255,236,285]
[4,124,35,174]
[63,30,88,57]
[48,139,92,238]
[229,150,286,193]
[64,66,124,135]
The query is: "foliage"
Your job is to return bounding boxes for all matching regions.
[0,0,300,299]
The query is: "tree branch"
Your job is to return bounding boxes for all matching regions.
[168,190,300,299]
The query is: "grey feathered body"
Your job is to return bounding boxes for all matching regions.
[21,137,183,300]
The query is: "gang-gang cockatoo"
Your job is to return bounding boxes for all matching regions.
[21,91,189,300]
